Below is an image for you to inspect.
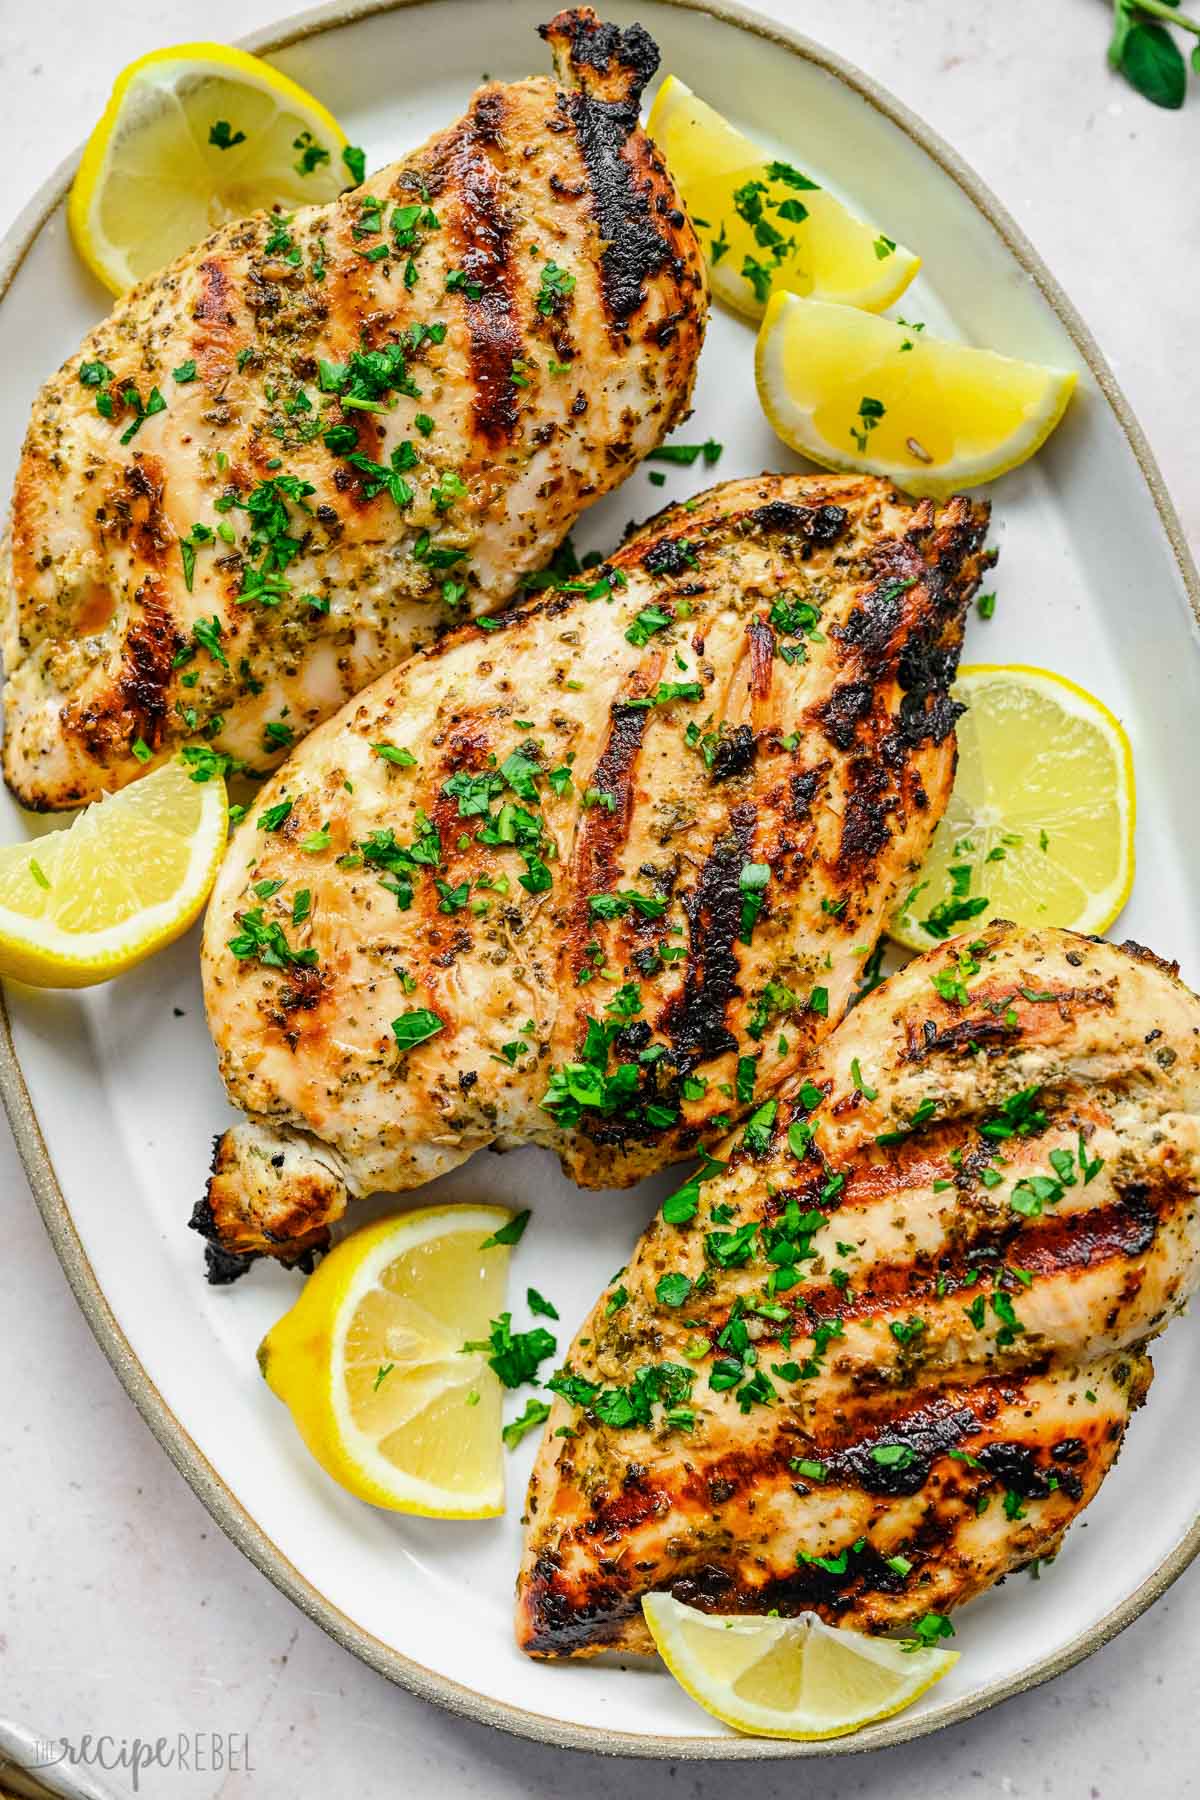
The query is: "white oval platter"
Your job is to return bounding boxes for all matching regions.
[1,0,1198,1760]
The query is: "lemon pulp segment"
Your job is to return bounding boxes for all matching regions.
[647,75,920,319]
[889,665,1134,949]
[756,292,1077,497]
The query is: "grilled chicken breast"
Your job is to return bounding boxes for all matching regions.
[195,472,989,1279]
[516,924,1200,1657]
[1,9,704,810]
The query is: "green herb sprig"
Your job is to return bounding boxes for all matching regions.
[1108,0,1200,108]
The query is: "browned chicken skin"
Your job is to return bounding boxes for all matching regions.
[195,473,989,1279]
[516,925,1200,1657]
[1,10,705,808]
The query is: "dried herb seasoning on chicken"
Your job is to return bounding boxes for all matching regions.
[517,925,1200,1657]
[1,9,705,809]
[195,472,990,1279]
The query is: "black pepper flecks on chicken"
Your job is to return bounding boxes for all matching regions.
[195,472,990,1279]
[515,924,1200,1657]
[1,9,705,810]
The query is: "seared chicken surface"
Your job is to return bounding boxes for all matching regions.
[196,472,989,1279]
[516,924,1200,1656]
[1,9,704,809]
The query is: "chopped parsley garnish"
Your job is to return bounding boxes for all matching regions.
[656,1272,694,1307]
[647,439,723,467]
[117,384,166,446]
[851,396,886,454]
[625,605,673,648]
[226,474,315,606]
[188,613,227,667]
[871,1443,916,1468]
[181,744,241,784]
[587,889,667,922]
[371,742,417,767]
[360,817,441,908]
[738,861,769,942]
[624,680,704,710]
[346,444,418,509]
[257,799,293,831]
[798,1538,865,1576]
[850,1057,877,1100]
[902,1613,954,1652]
[391,1008,444,1052]
[178,523,214,592]
[462,1313,556,1388]
[208,121,246,150]
[501,1398,551,1449]
[435,878,470,913]
[991,1290,1025,1347]
[741,1099,777,1158]
[536,262,576,314]
[227,910,317,971]
[430,469,468,514]
[293,130,330,175]
[791,1458,826,1482]
[319,340,422,408]
[876,1098,939,1147]
[445,267,483,300]
[769,594,823,664]
[920,864,990,939]
[661,1155,726,1226]
[546,1361,695,1432]
[481,1210,530,1249]
[982,1087,1047,1140]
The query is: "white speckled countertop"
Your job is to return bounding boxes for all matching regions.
[0,2,1196,1794]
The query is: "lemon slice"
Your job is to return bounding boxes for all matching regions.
[68,43,351,292]
[889,665,1135,951]
[0,756,226,988]
[642,1596,957,1740]
[647,75,919,320]
[757,293,1077,497]
[258,1205,521,1517]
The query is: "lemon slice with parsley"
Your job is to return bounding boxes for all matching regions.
[258,1204,533,1518]
[646,74,920,320]
[0,755,226,988]
[756,292,1077,497]
[889,665,1135,951]
[68,42,355,292]
[642,1596,958,1739]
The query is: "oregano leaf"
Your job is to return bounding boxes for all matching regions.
[1121,21,1188,107]
[1108,0,1135,67]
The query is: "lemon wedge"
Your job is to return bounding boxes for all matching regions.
[889,665,1135,951]
[757,292,1077,496]
[68,42,352,292]
[647,74,919,319]
[0,756,226,988]
[641,1596,958,1740]
[258,1205,521,1518]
